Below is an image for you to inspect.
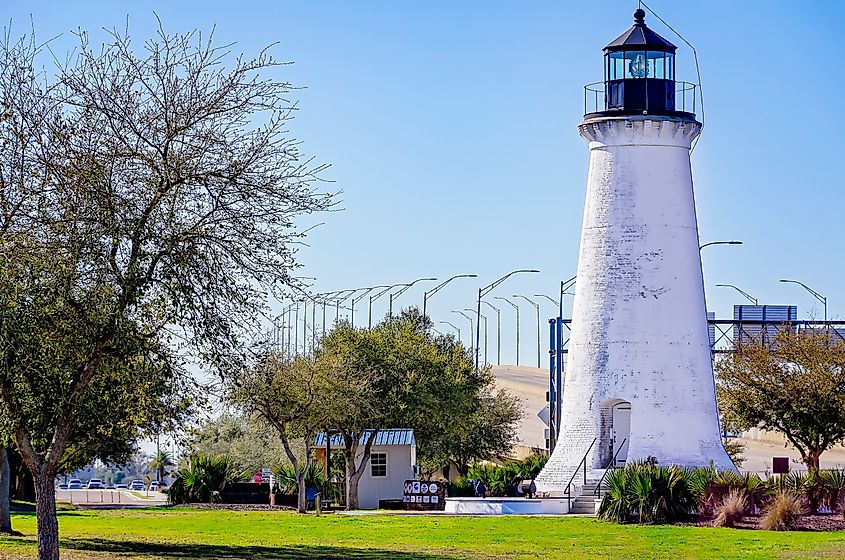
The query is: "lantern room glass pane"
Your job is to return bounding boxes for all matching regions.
[608,51,625,81]
[667,53,675,80]
[646,51,666,79]
[625,51,646,79]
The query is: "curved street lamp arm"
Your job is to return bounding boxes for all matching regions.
[513,294,540,309]
[534,294,558,306]
[779,279,826,304]
[480,269,540,298]
[481,301,500,312]
[372,283,406,303]
[393,277,437,299]
[352,285,388,305]
[426,274,478,298]
[716,284,758,305]
[494,296,519,311]
[454,310,474,322]
[699,240,743,250]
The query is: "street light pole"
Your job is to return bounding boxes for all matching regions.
[481,301,502,365]
[466,309,487,366]
[350,286,387,328]
[389,277,438,316]
[780,279,828,321]
[370,283,407,328]
[439,321,461,343]
[453,311,475,353]
[333,290,357,323]
[715,284,758,305]
[476,269,540,370]
[515,295,541,368]
[560,275,576,320]
[423,274,478,317]
[494,297,521,365]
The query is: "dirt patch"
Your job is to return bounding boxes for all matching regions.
[682,514,845,531]
[177,503,298,512]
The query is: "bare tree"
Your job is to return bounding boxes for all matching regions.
[0,21,333,560]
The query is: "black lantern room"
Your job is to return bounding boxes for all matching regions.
[596,9,686,117]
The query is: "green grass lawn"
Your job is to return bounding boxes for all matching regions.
[0,508,843,560]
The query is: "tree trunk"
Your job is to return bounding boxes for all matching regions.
[806,449,822,471]
[345,462,361,510]
[297,469,307,514]
[0,448,12,533]
[34,468,59,560]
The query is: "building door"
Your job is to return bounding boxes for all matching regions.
[610,402,631,467]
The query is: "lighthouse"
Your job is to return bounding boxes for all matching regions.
[536,10,734,492]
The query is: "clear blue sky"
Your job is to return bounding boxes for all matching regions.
[9,0,845,366]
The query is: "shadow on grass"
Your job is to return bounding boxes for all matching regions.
[64,538,463,559]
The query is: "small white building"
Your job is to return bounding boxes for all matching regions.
[314,428,416,510]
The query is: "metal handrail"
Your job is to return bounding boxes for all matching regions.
[583,80,699,116]
[594,438,627,499]
[563,437,597,509]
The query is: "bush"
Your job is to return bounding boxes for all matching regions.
[698,469,767,516]
[760,492,805,531]
[713,489,747,528]
[820,469,845,516]
[167,454,247,504]
[465,455,548,498]
[271,462,339,501]
[446,476,475,498]
[598,462,696,524]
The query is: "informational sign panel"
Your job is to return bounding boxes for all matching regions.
[773,457,789,474]
[403,480,446,511]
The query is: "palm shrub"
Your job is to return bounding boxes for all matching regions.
[820,469,845,515]
[167,454,246,504]
[760,491,806,531]
[447,476,475,498]
[598,466,634,523]
[271,462,338,501]
[598,462,696,524]
[693,468,766,516]
[713,489,747,528]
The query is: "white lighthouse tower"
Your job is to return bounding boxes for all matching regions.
[536,10,734,493]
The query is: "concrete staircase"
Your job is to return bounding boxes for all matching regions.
[569,480,606,515]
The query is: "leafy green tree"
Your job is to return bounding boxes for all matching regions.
[0,22,331,560]
[229,354,362,513]
[183,413,287,474]
[716,328,845,470]
[318,309,521,508]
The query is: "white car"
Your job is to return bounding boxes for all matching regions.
[129,479,146,491]
[67,479,83,490]
[149,481,160,492]
[87,478,105,489]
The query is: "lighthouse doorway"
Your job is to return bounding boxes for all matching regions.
[599,399,631,469]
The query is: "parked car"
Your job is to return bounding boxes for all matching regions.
[57,483,68,490]
[87,478,104,489]
[148,481,160,492]
[67,479,83,489]
[115,483,128,490]
[129,479,146,491]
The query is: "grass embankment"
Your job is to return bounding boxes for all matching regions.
[0,508,842,559]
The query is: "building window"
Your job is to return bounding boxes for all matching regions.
[371,452,387,477]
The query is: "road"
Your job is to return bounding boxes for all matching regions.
[56,489,167,508]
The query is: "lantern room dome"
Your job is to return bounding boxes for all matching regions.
[604,9,676,53]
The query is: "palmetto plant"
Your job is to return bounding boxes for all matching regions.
[271,462,339,501]
[598,462,696,524]
[167,454,247,504]
[820,469,845,515]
